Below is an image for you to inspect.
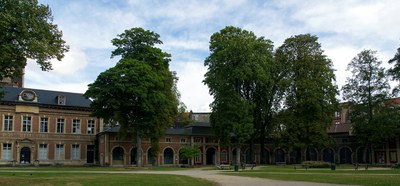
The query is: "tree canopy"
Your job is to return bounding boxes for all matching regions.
[342,49,398,152]
[0,0,68,83]
[388,46,400,94]
[275,34,338,150]
[85,28,178,166]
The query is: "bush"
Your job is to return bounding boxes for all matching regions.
[302,161,330,168]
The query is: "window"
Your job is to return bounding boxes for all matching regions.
[39,144,48,160]
[55,144,64,160]
[2,143,12,160]
[72,144,80,160]
[22,116,31,132]
[72,119,80,134]
[334,111,340,117]
[3,115,13,131]
[221,150,227,162]
[56,118,64,133]
[195,138,202,143]
[40,117,48,133]
[195,156,201,163]
[87,119,95,134]
[180,138,186,143]
[335,121,340,125]
[165,137,171,143]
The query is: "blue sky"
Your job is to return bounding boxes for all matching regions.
[26,0,400,111]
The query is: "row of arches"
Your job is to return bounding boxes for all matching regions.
[110,146,371,166]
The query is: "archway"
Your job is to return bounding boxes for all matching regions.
[322,148,334,163]
[339,147,352,164]
[306,148,317,161]
[112,147,124,165]
[260,148,270,164]
[130,148,137,165]
[164,148,174,165]
[206,147,216,165]
[357,147,370,163]
[244,148,252,164]
[20,147,31,164]
[290,148,301,164]
[275,149,285,163]
[147,148,154,165]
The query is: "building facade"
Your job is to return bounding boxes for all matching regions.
[0,87,102,166]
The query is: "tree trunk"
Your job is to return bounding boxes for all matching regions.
[236,146,241,166]
[136,132,142,167]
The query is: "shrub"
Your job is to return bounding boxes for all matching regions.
[302,161,330,168]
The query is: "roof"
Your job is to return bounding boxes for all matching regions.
[1,87,91,108]
[327,123,352,134]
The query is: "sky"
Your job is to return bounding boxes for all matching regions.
[26,0,400,112]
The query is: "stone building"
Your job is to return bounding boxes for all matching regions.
[0,87,102,166]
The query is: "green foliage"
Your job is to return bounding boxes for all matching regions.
[342,50,398,147]
[179,145,201,160]
[85,28,178,156]
[388,46,400,94]
[275,34,338,150]
[0,0,68,82]
[204,26,275,146]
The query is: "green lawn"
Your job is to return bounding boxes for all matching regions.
[225,165,400,186]
[0,167,215,186]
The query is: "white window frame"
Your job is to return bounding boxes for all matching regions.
[87,119,95,134]
[72,119,81,134]
[2,143,12,160]
[22,115,31,132]
[72,144,80,160]
[55,144,64,160]
[165,137,172,143]
[180,138,186,143]
[3,115,13,131]
[39,144,48,160]
[56,118,65,133]
[40,117,48,133]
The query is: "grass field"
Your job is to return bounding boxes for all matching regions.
[0,167,215,186]
[226,165,400,186]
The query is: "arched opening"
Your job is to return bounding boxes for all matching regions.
[289,148,301,164]
[357,147,371,163]
[112,147,124,165]
[147,148,154,165]
[306,148,317,161]
[163,148,174,165]
[206,147,216,165]
[130,148,137,165]
[245,148,252,164]
[20,147,31,164]
[261,148,270,164]
[179,149,188,165]
[231,148,238,165]
[339,147,352,164]
[322,148,334,163]
[275,149,285,163]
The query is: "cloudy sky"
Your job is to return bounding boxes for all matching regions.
[27,0,400,112]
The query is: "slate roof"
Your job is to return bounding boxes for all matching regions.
[327,123,352,134]
[1,87,91,108]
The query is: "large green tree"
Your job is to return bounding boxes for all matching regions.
[204,26,275,165]
[85,28,178,166]
[275,34,338,155]
[342,49,398,163]
[0,0,68,87]
[388,46,400,93]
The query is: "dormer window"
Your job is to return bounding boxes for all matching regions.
[19,90,37,102]
[57,95,66,105]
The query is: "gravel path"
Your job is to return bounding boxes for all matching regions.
[132,168,348,186]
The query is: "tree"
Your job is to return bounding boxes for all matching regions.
[0,0,68,88]
[388,46,400,94]
[85,28,178,166]
[179,145,201,166]
[275,34,338,154]
[342,49,398,163]
[204,26,275,166]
